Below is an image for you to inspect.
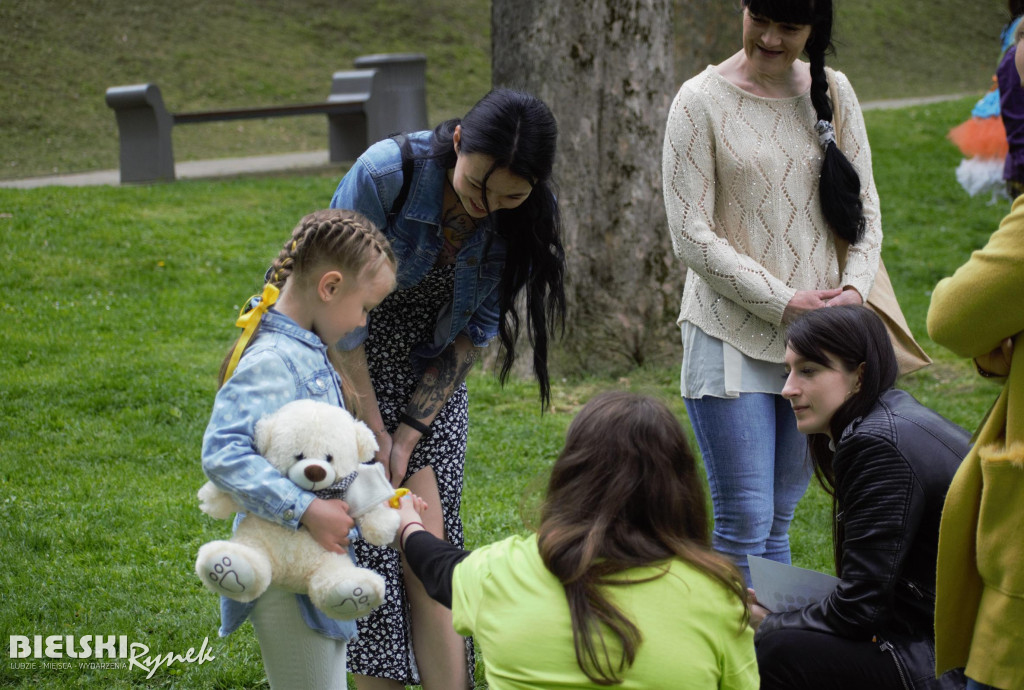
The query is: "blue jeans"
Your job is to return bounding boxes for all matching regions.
[967,680,1000,690]
[685,393,812,586]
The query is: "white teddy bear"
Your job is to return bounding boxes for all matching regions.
[195,399,401,620]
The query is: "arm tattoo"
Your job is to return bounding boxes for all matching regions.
[406,345,482,420]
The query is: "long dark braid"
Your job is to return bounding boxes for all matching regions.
[805,16,865,244]
[745,0,866,244]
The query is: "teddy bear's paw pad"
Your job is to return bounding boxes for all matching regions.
[204,555,254,595]
[323,582,383,619]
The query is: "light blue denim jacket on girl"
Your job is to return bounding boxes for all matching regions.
[329,130,506,360]
[201,308,357,640]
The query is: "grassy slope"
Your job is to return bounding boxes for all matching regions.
[0,0,491,178]
[830,0,1008,101]
[0,0,1009,179]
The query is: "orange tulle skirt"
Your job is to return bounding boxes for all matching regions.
[948,116,1009,159]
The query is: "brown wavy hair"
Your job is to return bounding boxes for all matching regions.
[536,391,748,685]
[217,209,395,387]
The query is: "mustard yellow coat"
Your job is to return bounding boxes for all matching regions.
[927,194,1024,689]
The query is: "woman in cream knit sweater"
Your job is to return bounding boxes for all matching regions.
[661,0,882,585]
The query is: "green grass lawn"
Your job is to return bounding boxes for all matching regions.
[0,0,1008,180]
[0,96,1009,688]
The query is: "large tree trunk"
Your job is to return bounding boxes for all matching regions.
[492,0,737,376]
[492,0,679,376]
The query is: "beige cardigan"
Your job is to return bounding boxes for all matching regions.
[662,66,882,362]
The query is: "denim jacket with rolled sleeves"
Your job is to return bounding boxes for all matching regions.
[329,131,506,359]
[201,309,357,641]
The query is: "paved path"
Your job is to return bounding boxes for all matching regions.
[0,151,335,190]
[0,93,974,190]
[861,92,973,111]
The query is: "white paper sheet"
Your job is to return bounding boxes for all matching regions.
[748,555,841,613]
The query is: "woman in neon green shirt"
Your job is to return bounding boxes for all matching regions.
[396,391,758,689]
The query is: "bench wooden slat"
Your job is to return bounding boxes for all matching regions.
[173,99,365,125]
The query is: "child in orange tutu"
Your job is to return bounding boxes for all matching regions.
[948,2,1024,201]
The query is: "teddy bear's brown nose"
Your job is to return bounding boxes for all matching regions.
[304,465,327,483]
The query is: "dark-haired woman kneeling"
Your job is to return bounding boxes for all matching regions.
[750,306,968,689]
[397,392,758,689]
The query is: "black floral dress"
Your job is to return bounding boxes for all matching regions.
[346,263,475,684]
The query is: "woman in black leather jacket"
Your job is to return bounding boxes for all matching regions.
[750,305,969,689]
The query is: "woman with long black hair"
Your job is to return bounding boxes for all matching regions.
[328,88,566,689]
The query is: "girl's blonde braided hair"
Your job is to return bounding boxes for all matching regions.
[268,209,395,290]
[218,209,396,387]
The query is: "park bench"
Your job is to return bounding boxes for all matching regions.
[105,53,427,184]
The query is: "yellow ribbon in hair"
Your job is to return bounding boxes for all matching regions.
[223,283,280,381]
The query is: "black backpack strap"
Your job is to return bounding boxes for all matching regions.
[388,134,414,223]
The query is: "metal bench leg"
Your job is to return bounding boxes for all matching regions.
[354,54,428,143]
[327,111,369,163]
[105,84,175,183]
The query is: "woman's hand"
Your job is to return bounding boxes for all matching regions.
[782,288,843,324]
[300,498,355,555]
[387,439,415,489]
[747,588,771,631]
[388,336,483,488]
[824,286,863,308]
[975,337,1014,378]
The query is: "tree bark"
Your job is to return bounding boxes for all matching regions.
[492,0,679,375]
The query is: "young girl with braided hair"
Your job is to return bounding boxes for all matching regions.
[662,0,883,586]
[201,209,396,689]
